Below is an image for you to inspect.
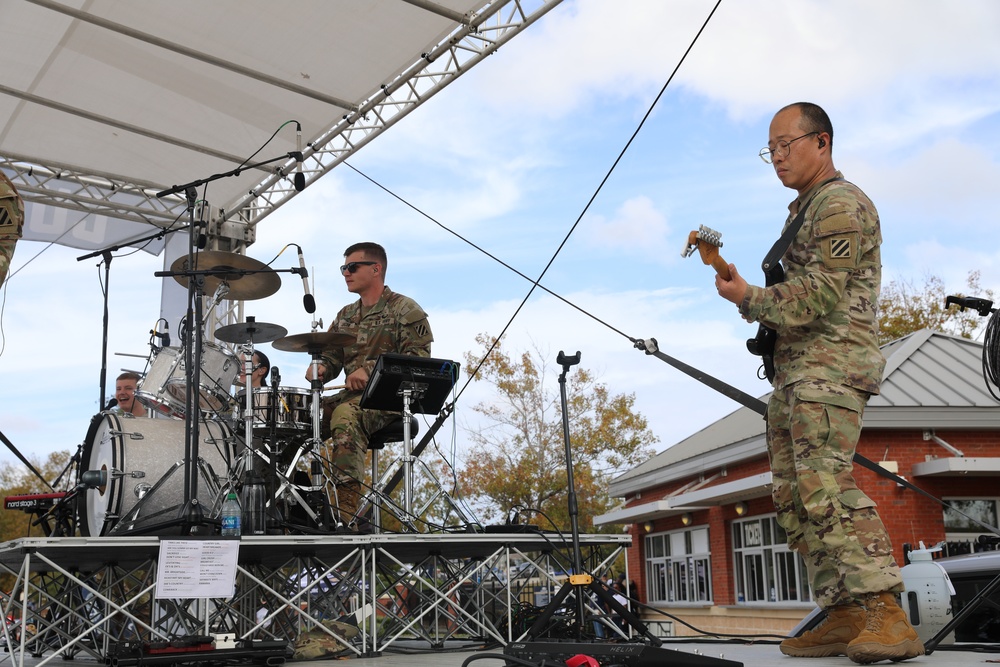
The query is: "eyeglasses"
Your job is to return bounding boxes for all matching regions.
[340,261,377,274]
[759,131,818,164]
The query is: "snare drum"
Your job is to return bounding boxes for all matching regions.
[234,386,312,437]
[137,344,238,416]
[79,412,235,536]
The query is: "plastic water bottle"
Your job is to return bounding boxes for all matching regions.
[241,475,267,536]
[221,492,241,536]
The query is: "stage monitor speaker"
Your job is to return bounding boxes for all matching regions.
[504,641,743,667]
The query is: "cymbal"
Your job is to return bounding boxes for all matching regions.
[214,321,288,344]
[169,251,280,300]
[272,331,356,353]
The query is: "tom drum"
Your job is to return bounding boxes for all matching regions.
[137,344,238,416]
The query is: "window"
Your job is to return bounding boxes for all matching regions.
[943,498,999,554]
[645,527,711,604]
[732,514,812,605]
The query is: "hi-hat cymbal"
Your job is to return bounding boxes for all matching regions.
[272,331,356,353]
[214,321,288,344]
[169,251,280,300]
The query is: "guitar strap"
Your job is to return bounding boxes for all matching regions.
[761,176,843,276]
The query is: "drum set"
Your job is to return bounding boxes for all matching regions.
[77,250,356,537]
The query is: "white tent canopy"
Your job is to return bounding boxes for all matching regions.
[1,0,560,252]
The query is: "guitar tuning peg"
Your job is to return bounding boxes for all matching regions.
[697,224,723,247]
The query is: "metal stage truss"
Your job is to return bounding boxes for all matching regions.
[0,532,630,665]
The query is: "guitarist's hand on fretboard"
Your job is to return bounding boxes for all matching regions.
[715,262,749,309]
[681,225,748,305]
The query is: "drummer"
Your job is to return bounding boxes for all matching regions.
[304,242,433,527]
[237,350,271,389]
[111,372,149,418]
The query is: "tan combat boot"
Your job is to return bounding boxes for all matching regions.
[780,602,866,657]
[847,592,925,664]
[334,481,363,528]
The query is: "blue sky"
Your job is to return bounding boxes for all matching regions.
[2,1,999,488]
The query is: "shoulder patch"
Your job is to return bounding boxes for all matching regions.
[398,303,429,325]
[813,211,858,238]
[824,233,857,269]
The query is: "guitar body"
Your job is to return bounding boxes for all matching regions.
[745,264,784,382]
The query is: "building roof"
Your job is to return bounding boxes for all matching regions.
[608,329,999,499]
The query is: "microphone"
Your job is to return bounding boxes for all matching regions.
[297,245,316,313]
[150,322,171,348]
[105,398,118,411]
[294,123,306,192]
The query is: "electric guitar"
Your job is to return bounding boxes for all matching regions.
[682,225,777,382]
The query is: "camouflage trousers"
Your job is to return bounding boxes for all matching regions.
[322,391,396,484]
[767,381,903,609]
[0,235,17,288]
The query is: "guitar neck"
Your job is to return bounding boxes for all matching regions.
[709,254,731,281]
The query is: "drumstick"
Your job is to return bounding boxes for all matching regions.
[322,384,347,391]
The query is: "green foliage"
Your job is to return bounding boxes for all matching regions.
[878,270,995,344]
[0,450,72,543]
[459,334,658,531]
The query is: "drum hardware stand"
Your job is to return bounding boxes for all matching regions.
[151,147,303,534]
[108,456,224,536]
[526,351,660,645]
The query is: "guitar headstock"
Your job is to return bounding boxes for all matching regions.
[681,225,731,280]
[681,224,723,257]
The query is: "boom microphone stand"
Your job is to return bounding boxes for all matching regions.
[525,351,660,645]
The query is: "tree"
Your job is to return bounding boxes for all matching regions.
[458,334,658,531]
[878,270,995,344]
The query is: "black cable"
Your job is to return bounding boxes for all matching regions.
[342,0,723,405]
[983,307,1000,401]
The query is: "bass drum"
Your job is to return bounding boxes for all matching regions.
[79,413,235,536]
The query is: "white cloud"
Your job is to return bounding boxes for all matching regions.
[585,195,673,261]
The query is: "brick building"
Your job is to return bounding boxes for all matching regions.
[595,329,1000,637]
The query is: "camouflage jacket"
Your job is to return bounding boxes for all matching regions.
[740,171,886,394]
[321,286,433,381]
[0,172,24,287]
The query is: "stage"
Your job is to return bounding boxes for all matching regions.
[0,532,631,667]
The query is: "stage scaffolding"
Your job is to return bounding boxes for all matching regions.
[0,532,629,665]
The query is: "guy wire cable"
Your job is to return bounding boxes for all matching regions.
[341,5,1000,539]
[345,0,724,403]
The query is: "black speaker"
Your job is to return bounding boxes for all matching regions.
[504,641,743,667]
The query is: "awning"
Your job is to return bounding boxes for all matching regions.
[668,471,773,507]
[594,472,773,526]
[912,458,1000,477]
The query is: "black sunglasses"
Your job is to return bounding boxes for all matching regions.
[340,261,377,274]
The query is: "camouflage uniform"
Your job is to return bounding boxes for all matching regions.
[319,286,433,484]
[0,172,24,289]
[740,172,902,609]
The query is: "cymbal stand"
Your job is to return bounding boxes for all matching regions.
[180,186,206,532]
[267,343,334,530]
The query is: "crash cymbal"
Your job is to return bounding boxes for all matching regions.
[169,251,280,300]
[272,331,356,353]
[214,320,288,344]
